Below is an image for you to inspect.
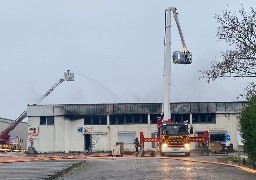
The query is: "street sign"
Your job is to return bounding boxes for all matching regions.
[225,141,230,146]
[225,134,231,141]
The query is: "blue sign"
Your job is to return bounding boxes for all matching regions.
[77,127,83,133]
[225,134,231,141]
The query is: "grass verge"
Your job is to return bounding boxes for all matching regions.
[46,161,87,180]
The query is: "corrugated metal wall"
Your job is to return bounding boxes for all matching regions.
[63,104,107,115]
[63,103,162,115]
[27,102,247,116]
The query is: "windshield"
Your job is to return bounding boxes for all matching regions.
[162,125,188,135]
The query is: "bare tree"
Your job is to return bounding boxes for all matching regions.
[200,7,256,99]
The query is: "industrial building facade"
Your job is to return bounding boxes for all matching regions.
[27,102,246,153]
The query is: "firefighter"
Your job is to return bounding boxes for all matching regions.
[134,137,140,152]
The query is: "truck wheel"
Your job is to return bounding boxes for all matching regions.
[185,152,190,157]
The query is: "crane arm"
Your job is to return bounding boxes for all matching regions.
[35,70,74,105]
[0,111,27,141]
[171,7,188,53]
[34,78,65,105]
[0,70,74,142]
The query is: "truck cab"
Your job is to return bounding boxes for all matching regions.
[160,123,191,156]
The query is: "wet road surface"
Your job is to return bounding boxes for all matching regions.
[1,153,256,180]
[0,160,82,180]
[57,158,256,180]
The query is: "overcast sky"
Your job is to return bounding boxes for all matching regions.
[0,0,255,120]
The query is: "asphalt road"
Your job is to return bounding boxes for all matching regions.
[57,157,256,180]
[0,160,82,180]
[0,153,256,180]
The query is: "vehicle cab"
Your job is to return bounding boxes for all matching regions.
[160,123,191,156]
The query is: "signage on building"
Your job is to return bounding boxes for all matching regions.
[225,134,231,146]
[225,134,231,141]
[84,127,92,134]
[225,141,231,146]
[77,127,83,133]
[237,131,244,146]
[28,127,38,136]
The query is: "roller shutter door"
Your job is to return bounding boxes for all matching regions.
[118,131,136,144]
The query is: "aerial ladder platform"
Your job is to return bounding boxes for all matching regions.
[0,70,74,151]
[140,7,209,157]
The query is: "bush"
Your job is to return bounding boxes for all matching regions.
[240,95,256,168]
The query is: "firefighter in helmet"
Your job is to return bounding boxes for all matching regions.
[134,137,140,152]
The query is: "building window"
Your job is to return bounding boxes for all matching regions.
[110,115,117,125]
[84,115,92,124]
[150,114,162,124]
[40,116,54,125]
[126,115,133,124]
[192,113,216,124]
[117,115,125,124]
[100,116,107,125]
[110,114,148,125]
[47,116,54,125]
[133,114,147,124]
[207,114,215,123]
[171,114,190,123]
[109,115,125,124]
[84,115,107,125]
[210,134,226,142]
[150,114,189,124]
[192,114,199,123]
[200,114,207,123]
[141,114,148,124]
[40,117,46,125]
[93,116,100,125]
[133,114,140,124]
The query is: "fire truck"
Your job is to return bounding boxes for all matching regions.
[0,70,74,151]
[140,7,209,156]
[140,118,210,156]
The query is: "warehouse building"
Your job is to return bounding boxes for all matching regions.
[27,102,246,153]
[0,117,28,149]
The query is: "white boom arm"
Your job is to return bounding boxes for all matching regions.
[163,8,172,122]
[163,7,192,122]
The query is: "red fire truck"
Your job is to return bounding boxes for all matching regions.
[140,117,210,156]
